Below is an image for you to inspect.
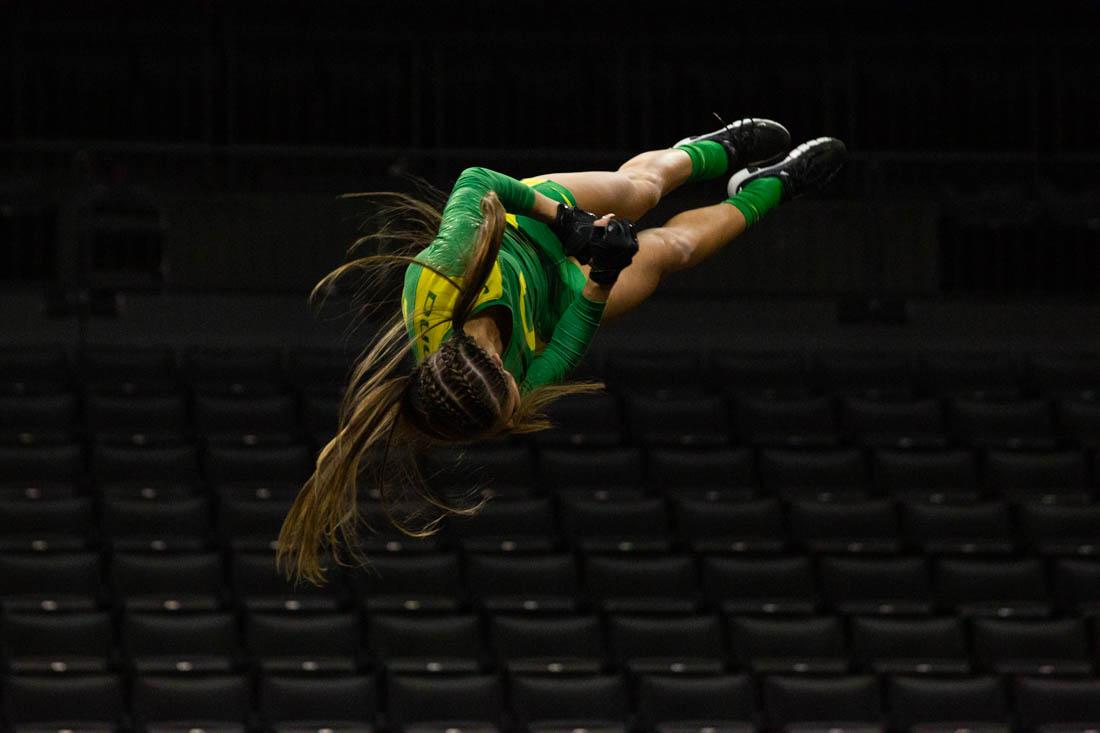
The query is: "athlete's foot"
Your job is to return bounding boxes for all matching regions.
[727,137,847,201]
[675,117,791,171]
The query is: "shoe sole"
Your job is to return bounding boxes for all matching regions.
[674,117,791,168]
[728,136,846,198]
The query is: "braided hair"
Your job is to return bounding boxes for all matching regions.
[405,332,512,441]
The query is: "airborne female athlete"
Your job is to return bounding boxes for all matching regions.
[278,119,846,583]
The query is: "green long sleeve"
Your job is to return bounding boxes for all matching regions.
[520,293,606,393]
[420,166,537,274]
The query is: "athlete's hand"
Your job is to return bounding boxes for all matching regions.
[588,213,639,286]
[550,202,599,265]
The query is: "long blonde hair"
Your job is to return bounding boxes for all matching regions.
[277,184,602,585]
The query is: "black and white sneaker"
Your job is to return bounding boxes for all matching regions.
[727,136,847,201]
[674,117,791,171]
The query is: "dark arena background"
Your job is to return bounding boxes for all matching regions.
[2,1,1100,731]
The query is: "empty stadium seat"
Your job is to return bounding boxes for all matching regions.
[849,616,969,675]
[673,497,786,554]
[624,394,730,447]
[900,502,1015,555]
[193,391,301,444]
[259,674,376,733]
[427,443,536,500]
[0,346,71,396]
[703,555,817,615]
[0,443,85,499]
[3,674,125,732]
[246,611,361,673]
[887,675,1009,733]
[489,614,604,675]
[351,552,464,612]
[446,497,557,553]
[534,391,624,448]
[984,450,1091,504]
[634,674,756,733]
[285,348,354,397]
[608,613,725,676]
[0,552,103,611]
[92,443,202,499]
[465,553,580,614]
[1014,677,1100,733]
[729,616,848,674]
[762,675,883,733]
[971,618,1093,676]
[131,673,251,733]
[203,443,313,492]
[538,447,645,498]
[604,351,703,398]
[648,447,757,500]
[584,554,700,614]
[949,399,1056,449]
[1056,398,1100,448]
[919,353,1021,400]
[1018,504,1100,556]
[1053,559,1100,615]
[217,497,290,552]
[510,674,629,733]
[80,346,177,393]
[873,449,980,503]
[121,611,240,674]
[560,497,671,553]
[85,392,189,444]
[103,497,212,552]
[816,352,915,400]
[840,397,946,448]
[182,346,285,396]
[0,392,78,445]
[0,497,92,551]
[1028,352,1100,400]
[232,551,349,612]
[818,556,934,616]
[366,613,482,674]
[758,448,868,501]
[111,552,226,612]
[355,499,446,554]
[934,558,1050,617]
[733,397,839,449]
[386,674,502,733]
[709,351,811,399]
[788,500,901,554]
[2,609,114,673]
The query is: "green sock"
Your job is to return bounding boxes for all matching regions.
[675,140,729,182]
[724,177,783,228]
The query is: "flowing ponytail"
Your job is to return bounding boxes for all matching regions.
[276,188,509,585]
[277,183,601,586]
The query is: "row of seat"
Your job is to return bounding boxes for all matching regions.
[6,391,1100,450]
[5,608,1100,677]
[5,671,1100,733]
[4,496,1099,558]
[5,442,1100,498]
[4,347,1100,400]
[1,551,1097,617]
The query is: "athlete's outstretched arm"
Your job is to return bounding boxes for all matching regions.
[520,279,610,393]
[423,167,560,274]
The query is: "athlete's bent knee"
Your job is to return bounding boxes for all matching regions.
[631,173,664,212]
[644,227,694,271]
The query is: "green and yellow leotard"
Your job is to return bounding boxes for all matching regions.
[401,167,606,393]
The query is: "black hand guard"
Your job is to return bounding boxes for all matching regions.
[588,218,639,286]
[549,203,599,265]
